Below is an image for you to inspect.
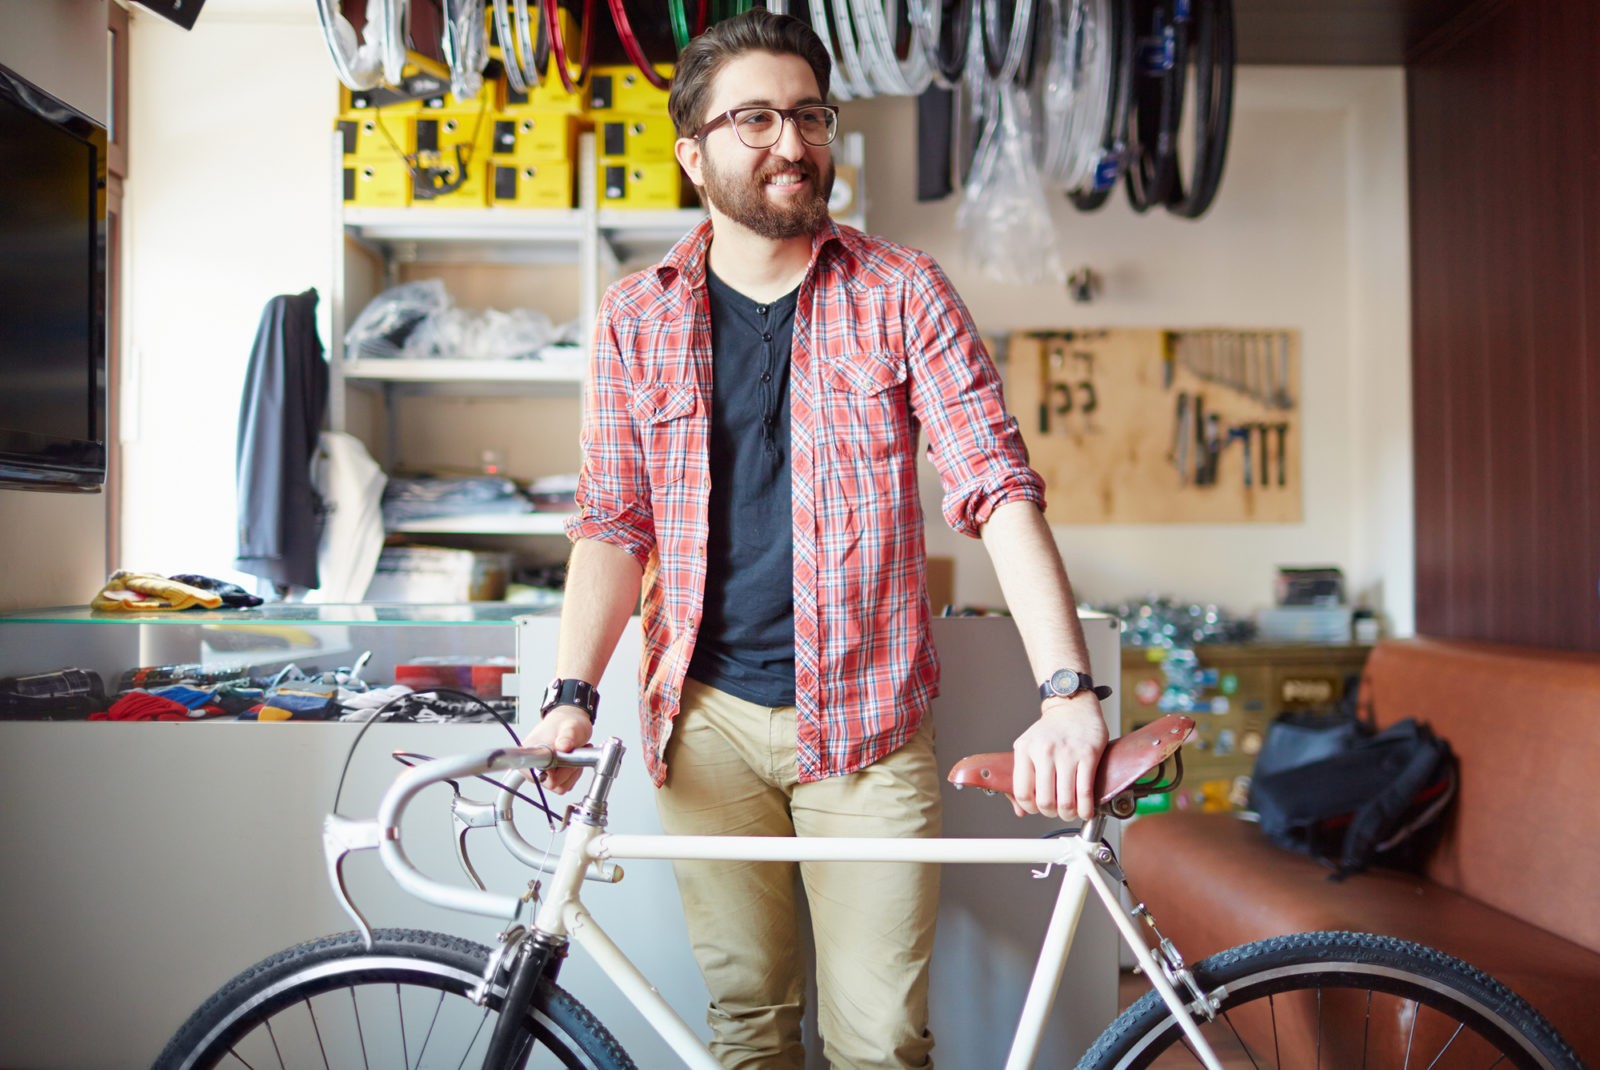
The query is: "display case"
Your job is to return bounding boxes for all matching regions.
[0,603,552,723]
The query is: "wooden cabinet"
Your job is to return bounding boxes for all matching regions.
[1121,642,1372,811]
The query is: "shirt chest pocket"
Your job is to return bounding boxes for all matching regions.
[629,381,701,488]
[820,350,909,457]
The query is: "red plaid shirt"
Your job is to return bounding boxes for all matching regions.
[567,219,1045,785]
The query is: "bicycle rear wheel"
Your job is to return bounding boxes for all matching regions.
[1080,930,1581,1070]
[153,928,634,1070]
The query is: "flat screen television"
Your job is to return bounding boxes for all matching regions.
[0,62,108,492]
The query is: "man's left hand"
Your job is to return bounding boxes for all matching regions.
[1009,700,1109,822]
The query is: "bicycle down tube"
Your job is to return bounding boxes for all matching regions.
[356,738,1231,1070]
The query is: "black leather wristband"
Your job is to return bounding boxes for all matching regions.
[540,677,599,723]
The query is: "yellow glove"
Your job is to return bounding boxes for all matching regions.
[91,571,223,612]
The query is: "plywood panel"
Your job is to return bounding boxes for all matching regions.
[1007,329,1302,524]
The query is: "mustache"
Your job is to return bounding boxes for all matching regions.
[757,160,820,184]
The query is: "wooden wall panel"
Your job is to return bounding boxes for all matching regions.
[1408,0,1600,650]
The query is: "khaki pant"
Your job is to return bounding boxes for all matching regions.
[656,678,942,1070]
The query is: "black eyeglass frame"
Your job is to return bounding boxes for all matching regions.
[691,104,841,148]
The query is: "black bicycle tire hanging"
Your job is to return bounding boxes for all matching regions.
[1123,0,1188,212]
[1068,0,1134,212]
[934,0,974,85]
[1164,0,1232,218]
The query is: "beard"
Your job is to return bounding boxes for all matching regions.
[698,149,836,241]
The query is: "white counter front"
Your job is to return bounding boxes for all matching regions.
[0,611,1121,1069]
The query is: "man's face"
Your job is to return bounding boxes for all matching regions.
[683,50,835,241]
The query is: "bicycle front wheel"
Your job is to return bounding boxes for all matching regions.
[1081,930,1581,1070]
[153,928,634,1070]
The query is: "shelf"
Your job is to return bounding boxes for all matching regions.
[342,206,590,265]
[387,512,575,535]
[340,356,585,385]
[0,603,552,626]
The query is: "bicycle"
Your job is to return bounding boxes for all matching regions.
[154,712,1583,1070]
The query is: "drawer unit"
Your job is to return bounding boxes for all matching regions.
[1121,642,1372,812]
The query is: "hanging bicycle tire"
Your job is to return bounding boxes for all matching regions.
[1162,0,1232,218]
[1079,930,1582,1070]
[1121,0,1187,212]
[152,928,634,1070]
[1067,0,1135,212]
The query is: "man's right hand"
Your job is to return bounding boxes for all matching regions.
[524,706,595,794]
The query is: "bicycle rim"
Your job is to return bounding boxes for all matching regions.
[1080,931,1582,1070]
[155,929,633,1070]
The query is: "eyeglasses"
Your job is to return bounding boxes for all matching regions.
[692,105,840,149]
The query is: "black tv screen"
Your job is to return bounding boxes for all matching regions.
[0,63,108,492]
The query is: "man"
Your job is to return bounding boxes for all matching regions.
[525,11,1109,1068]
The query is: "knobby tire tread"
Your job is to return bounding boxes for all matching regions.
[1077,930,1581,1070]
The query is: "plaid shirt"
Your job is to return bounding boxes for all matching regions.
[567,219,1045,786]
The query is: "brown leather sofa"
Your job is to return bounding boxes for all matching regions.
[1122,637,1600,1065]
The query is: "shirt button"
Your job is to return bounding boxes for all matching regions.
[762,332,773,342]
[761,372,772,383]
[756,305,768,315]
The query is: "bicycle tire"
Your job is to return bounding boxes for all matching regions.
[1079,930,1582,1070]
[152,928,635,1070]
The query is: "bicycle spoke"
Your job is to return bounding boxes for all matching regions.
[394,983,409,1069]
[221,1049,257,1069]
[265,1015,285,1070]
[1215,1010,1262,1070]
[1404,996,1419,1069]
[1269,993,1279,1068]
[456,1005,494,1070]
[1363,989,1371,1070]
[1316,988,1323,1070]
[350,987,371,1069]
[1419,1021,1467,1070]
[304,997,330,1070]
[413,987,448,1069]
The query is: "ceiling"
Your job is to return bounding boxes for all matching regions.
[1232,0,1477,65]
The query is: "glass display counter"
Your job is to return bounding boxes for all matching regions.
[0,603,556,723]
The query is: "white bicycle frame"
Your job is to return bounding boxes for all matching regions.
[326,738,1226,1070]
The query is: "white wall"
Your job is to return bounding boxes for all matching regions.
[857,70,1413,634]
[0,0,111,613]
[120,1,335,585]
[120,7,1413,634]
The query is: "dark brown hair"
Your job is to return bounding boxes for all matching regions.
[667,10,833,138]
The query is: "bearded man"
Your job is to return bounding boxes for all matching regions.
[523,12,1110,1068]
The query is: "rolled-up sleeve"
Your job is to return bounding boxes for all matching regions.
[902,255,1046,538]
[564,290,656,568]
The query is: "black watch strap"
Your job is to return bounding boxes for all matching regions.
[1038,670,1113,702]
[541,677,599,723]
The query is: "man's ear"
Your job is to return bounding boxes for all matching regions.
[674,136,704,188]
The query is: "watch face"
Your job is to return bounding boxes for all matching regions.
[1049,668,1082,696]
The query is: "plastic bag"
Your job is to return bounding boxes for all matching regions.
[441,0,488,102]
[404,305,555,361]
[956,86,1065,285]
[343,279,450,360]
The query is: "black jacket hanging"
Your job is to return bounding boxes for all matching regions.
[235,288,328,591]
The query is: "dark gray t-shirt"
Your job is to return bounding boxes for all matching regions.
[685,269,799,707]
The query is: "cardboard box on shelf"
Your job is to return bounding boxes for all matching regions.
[364,546,512,602]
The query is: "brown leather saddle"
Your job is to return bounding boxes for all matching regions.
[946,714,1196,818]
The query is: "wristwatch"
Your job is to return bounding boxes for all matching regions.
[541,677,600,723]
[1038,668,1113,702]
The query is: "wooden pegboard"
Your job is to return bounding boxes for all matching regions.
[1004,328,1302,524]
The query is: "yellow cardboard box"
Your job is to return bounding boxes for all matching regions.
[343,158,410,208]
[587,64,673,114]
[489,159,576,209]
[597,111,677,163]
[489,111,579,162]
[598,158,689,210]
